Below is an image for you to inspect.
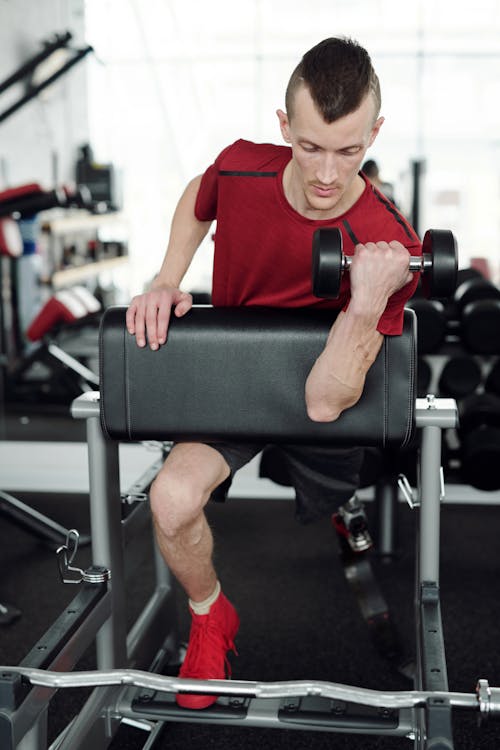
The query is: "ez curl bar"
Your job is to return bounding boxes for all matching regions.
[6,666,500,717]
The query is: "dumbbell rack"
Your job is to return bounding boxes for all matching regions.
[420,341,500,497]
[410,273,500,497]
[0,393,499,750]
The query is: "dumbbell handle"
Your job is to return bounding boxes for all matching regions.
[341,253,432,273]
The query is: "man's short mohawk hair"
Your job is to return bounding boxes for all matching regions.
[285,37,381,123]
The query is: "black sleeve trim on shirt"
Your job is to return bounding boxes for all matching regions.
[372,190,416,241]
[219,170,278,177]
[342,219,360,246]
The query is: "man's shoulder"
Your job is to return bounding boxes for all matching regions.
[218,139,291,172]
[356,179,420,247]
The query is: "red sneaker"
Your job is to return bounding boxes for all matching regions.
[176,592,240,709]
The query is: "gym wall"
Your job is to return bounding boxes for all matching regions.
[0,0,89,188]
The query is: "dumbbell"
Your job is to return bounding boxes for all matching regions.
[406,298,447,353]
[458,393,500,491]
[438,356,482,399]
[312,228,458,300]
[456,267,484,287]
[453,276,500,354]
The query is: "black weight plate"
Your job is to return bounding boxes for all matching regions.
[312,227,343,299]
[461,299,500,354]
[421,229,458,300]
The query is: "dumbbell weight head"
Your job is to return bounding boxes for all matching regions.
[454,277,500,309]
[438,356,482,399]
[460,426,500,491]
[406,298,447,353]
[456,267,484,288]
[420,229,458,300]
[461,299,500,355]
[453,278,500,354]
[458,393,500,491]
[459,393,500,431]
[312,227,458,300]
[312,228,343,299]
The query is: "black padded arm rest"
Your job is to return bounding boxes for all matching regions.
[99,306,416,447]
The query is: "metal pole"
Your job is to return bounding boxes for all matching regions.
[418,424,442,584]
[72,394,127,669]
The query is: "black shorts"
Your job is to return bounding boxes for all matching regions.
[207,441,364,524]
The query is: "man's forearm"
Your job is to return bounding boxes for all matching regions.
[126,174,213,350]
[305,306,384,423]
[153,174,212,290]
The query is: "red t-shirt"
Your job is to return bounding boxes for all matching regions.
[195,139,421,335]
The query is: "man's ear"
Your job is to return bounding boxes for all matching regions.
[276,108,291,143]
[368,116,385,147]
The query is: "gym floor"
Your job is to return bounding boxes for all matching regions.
[1,451,500,749]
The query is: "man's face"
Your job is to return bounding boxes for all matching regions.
[277,85,383,218]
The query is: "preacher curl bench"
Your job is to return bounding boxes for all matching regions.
[1,305,499,750]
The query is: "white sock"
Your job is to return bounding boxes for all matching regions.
[189,580,221,615]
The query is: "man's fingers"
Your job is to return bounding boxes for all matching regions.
[125,303,137,334]
[145,303,163,350]
[126,288,192,350]
[174,292,193,318]
[127,298,147,347]
[156,303,172,346]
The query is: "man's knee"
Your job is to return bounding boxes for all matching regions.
[149,444,229,537]
[150,467,202,536]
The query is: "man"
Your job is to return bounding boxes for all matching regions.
[126,37,420,709]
